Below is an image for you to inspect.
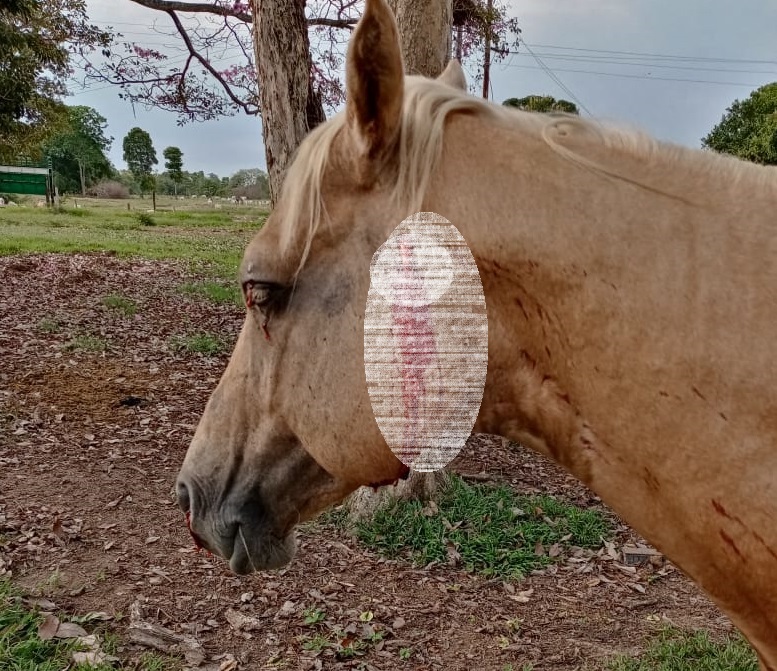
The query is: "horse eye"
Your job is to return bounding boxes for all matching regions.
[243,281,277,309]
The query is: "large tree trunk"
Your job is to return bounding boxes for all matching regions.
[346,0,455,521]
[387,0,453,77]
[252,0,325,206]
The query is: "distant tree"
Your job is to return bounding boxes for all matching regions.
[44,106,113,194]
[702,83,777,165]
[163,146,184,194]
[502,95,579,114]
[0,0,112,160]
[228,168,270,200]
[122,127,157,196]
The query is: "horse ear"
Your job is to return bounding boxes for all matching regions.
[345,0,404,173]
[437,59,467,91]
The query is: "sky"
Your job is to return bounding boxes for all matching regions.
[71,0,777,177]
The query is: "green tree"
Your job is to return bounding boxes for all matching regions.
[702,83,777,165]
[502,95,579,115]
[0,0,111,160]
[44,106,113,194]
[163,146,184,195]
[122,127,157,196]
[228,168,270,200]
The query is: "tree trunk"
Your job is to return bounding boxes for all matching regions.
[344,0,455,521]
[78,160,86,196]
[387,0,453,77]
[252,0,325,206]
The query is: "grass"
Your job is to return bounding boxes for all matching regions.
[606,627,758,670]
[352,475,610,580]
[169,332,225,356]
[178,280,242,306]
[102,294,138,316]
[0,580,180,670]
[62,334,108,352]
[36,318,60,334]
[0,197,267,282]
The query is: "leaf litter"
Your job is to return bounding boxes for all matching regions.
[0,253,738,670]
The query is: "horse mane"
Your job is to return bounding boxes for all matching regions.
[279,74,776,277]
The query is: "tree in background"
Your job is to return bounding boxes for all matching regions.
[83,0,520,201]
[228,168,270,201]
[44,106,113,195]
[163,146,184,195]
[0,0,112,161]
[122,127,158,196]
[503,95,579,115]
[702,83,777,166]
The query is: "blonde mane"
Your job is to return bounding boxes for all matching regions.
[279,74,775,276]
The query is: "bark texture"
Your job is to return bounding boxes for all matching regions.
[387,0,453,77]
[345,0,455,521]
[252,0,325,205]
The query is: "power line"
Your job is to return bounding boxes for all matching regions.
[503,62,763,88]
[507,52,777,76]
[523,43,777,66]
[519,40,594,116]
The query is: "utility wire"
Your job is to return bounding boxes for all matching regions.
[519,40,594,116]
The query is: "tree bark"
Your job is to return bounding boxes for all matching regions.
[387,0,453,77]
[252,0,325,206]
[344,0,455,521]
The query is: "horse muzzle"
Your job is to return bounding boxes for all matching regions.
[175,476,296,574]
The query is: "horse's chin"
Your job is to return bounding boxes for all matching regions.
[228,527,297,575]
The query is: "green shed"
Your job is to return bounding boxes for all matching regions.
[0,159,54,204]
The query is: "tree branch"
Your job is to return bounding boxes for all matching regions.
[308,17,357,29]
[128,0,358,29]
[166,9,257,114]
[129,0,251,22]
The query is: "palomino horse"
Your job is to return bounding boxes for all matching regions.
[177,0,777,664]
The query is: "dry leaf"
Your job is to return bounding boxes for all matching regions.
[54,622,89,638]
[38,613,60,640]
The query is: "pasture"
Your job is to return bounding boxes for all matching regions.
[0,199,756,669]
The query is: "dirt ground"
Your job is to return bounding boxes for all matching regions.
[0,253,737,670]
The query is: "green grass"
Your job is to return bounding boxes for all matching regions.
[0,580,181,670]
[606,628,758,671]
[353,475,610,580]
[62,334,108,352]
[169,332,225,356]
[178,280,242,306]
[36,318,61,334]
[0,199,267,282]
[102,294,138,316]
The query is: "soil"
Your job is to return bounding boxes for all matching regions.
[0,253,737,671]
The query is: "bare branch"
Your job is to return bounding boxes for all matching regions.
[128,0,251,23]
[166,9,257,115]
[308,17,357,29]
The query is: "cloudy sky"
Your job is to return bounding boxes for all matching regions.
[71,0,777,176]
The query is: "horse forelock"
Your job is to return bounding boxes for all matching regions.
[277,73,777,279]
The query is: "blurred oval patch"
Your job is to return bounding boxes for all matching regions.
[364,212,489,472]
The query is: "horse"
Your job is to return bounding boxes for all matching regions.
[176,0,777,664]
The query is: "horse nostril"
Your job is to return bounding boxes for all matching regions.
[176,480,191,513]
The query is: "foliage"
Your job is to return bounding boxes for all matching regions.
[702,83,777,165]
[606,627,757,671]
[87,180,130,199]
[503,95,579,114]
[163,146,184,187]
[122,127,158,194]
[353,475,610,579]
[228,168,270,200]
[0,0,111,160]
[43,106,114,194]
[83,0,520,122]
